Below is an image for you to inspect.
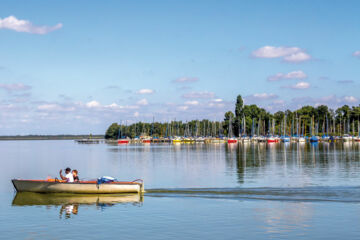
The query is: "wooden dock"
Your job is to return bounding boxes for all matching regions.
[75,139,104,144]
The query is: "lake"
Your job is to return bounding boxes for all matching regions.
[1,140,360,239]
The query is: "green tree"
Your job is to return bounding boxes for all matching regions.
[235,95,244,118]
[105,123,120,139]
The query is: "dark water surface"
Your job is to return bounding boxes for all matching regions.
[1,141,360,239]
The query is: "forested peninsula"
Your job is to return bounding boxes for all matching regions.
[105,95,360,139]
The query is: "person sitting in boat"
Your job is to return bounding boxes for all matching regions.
[72,169,79,182]
[59,167,74,182]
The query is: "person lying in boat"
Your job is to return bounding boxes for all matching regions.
[59,167,74,182]
[72,170,79,182]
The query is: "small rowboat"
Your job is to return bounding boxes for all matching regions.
[12,179,144,194]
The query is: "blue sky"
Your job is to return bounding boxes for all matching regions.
[0,0,359,134]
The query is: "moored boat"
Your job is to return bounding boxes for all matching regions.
[266,135,277,143]
[183,137,195,143]
[298,137,306,142]
[241,136,250,142]
[310,136,319,142]
[172,137,182,143]
[342,134,352,142]
[280,136,290,142]
[141,137,152,143]
[227,138,238,144]
[195,137,205,143]
[12,179,144,194]
[328,136,336,143]
[118,139,129,144]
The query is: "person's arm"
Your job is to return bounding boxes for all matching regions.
[59,170,67,180]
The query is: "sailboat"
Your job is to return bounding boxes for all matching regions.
[141,121,152,143]
[183,122,195,143]
[250,118,258,142]
[267,118,277,143]
[342,118,352,142]
[280,114,290,142]
[172,121,182,143]
[321,115,330,141]
[117,124,130,144]
[309,116,319,143]
[194,120,205,143]
[241,117,250,142]
[354,120,360,142]
[227,116,237,143]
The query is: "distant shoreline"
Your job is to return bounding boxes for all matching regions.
[0,135,104,141]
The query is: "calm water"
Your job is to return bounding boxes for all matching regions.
[1,140,360,239]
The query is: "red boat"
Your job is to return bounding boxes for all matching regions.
[118,139,129,144]
[267,137,277,143]
[142,138,151,143]
[227,138,238,144]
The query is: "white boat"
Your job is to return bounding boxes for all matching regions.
[298,137,306,142]
[342,134,352,142]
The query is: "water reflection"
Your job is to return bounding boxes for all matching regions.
[12,192,143,219]
[223,142,360,187]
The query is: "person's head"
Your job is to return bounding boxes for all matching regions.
[65,167,71,174]
[72,170,78,177]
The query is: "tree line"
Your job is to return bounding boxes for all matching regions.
[105,95,360,139]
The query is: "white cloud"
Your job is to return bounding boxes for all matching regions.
[104,103,120,109]
[86,100,101,108]
[252,46,311,62]
[185,100,199,105]
[353,51,360,57]
[0,16,62,34]
[268,70,307,81]
[253,93,278,99]
[0,83,31,92]
[182,91,215,99]
[290,95,359,109]
[178,106,189,111]
[344,96,358,103]
[245,93,278,102]
[208,102,225,108]
[136,88,154,94]
[137,98,148,106]
[134,111,140,117]
[173,77,199,83]
[37,103,75,112]
[37,104,58,110]
[283,52,311,62]
[283,81,310,89]
[213,98,223,102]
